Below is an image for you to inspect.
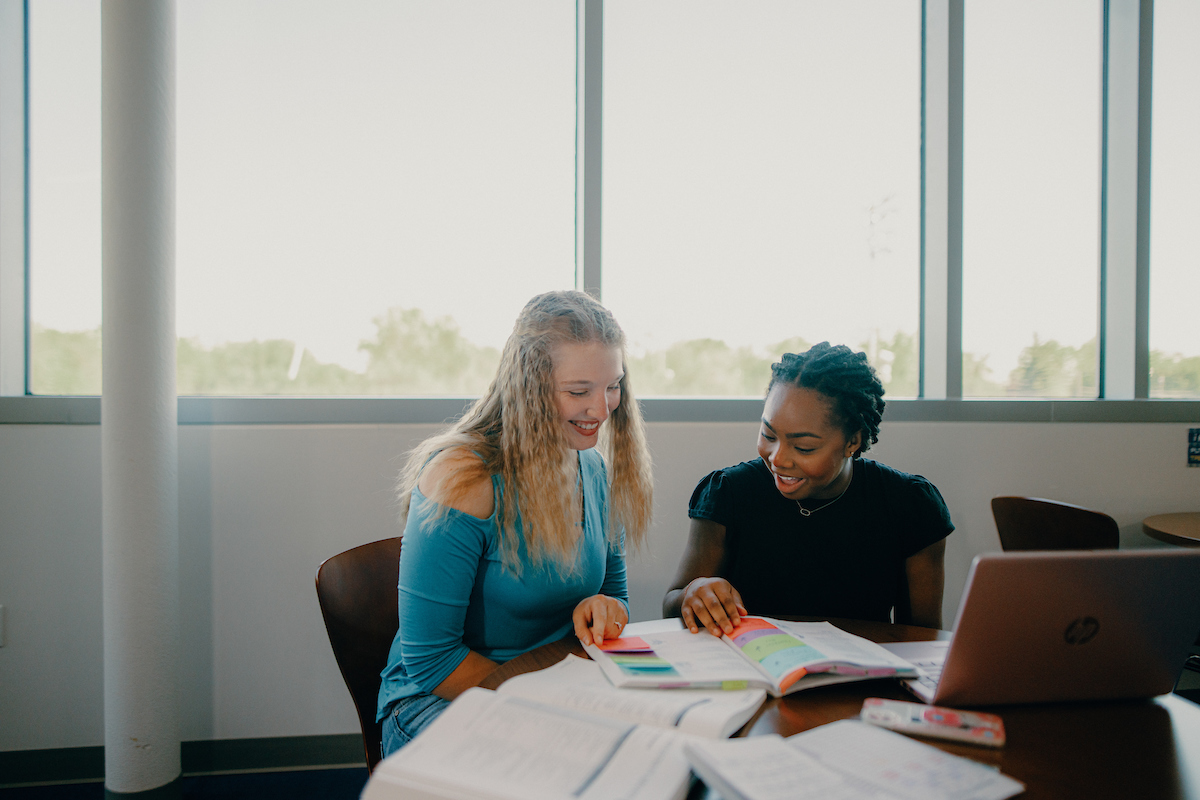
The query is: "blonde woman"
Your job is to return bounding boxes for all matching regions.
[376,290,653,757]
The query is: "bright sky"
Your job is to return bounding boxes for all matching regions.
[28,0,1199,381]
[962,0,1102,368]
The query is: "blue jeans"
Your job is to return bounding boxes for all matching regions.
[381,693,452,758]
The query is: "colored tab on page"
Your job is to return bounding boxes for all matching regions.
[608,655,680,676]
[727,617,779,637]
[777,666,809,693]
[739,633,807,662]
[596,636,653,653]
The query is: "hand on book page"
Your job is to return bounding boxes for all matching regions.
[722,618,917,692]
[586,619,762,689]
[684,720,1024,800]
[498,654,766,739]
[363,688,693,800]
[585,617,917,697]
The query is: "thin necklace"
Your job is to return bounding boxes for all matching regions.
[795,471,853,517]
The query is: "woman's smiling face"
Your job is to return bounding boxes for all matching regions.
[551,340,624,450]
[757,384,861,501]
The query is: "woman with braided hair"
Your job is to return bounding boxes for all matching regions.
[377,290,653,756]
[663,342,952,636]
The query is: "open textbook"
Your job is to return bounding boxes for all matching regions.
[498,653,766,738]
[684,719,1025,800]
[583,617,917,697]
[362,656,767,800]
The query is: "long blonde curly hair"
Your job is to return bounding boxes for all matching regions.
[397,290,653,571]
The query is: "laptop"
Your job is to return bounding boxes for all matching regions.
[882,549,1200,706]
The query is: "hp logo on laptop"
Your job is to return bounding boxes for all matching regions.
[1064,616,1100,645]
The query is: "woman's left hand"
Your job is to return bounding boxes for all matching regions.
[573,594,629,646]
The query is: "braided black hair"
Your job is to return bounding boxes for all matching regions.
[766,342,885,458]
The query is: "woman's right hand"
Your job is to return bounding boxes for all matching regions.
[679,577,748,637]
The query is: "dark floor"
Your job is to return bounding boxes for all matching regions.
[0,768,368,800]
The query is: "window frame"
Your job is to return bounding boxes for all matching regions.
[0,0,28,398]
[2,0,1196,426]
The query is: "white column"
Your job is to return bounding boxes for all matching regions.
[101,0,180,795]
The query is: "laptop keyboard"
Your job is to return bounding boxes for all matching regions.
[880,640,952,699]
[908,655,945,693]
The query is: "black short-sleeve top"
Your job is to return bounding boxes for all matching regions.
[688,457,954,623]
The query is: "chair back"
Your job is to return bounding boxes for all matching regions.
[991,496,1119,551]
[315,537,402,773]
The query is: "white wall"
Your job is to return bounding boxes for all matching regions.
[1,419,1196,751]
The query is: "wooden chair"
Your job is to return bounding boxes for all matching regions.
[991,496,1119,551]
[315,537,402,773]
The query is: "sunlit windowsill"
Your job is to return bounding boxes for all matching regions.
[0,395,1197,426]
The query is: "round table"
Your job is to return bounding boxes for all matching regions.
[1143,512,1200,547]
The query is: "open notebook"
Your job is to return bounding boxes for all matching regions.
[883,549,1200,706]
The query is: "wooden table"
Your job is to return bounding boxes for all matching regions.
[481,617,1200,800]
[1144,512,1200,547]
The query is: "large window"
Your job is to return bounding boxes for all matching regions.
[1149,0,1200,398]
[27,0,101,395]
[961,0,1102,398]
[604,0,921,398]
[30,0,576,395]
[6,1,1197,410]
